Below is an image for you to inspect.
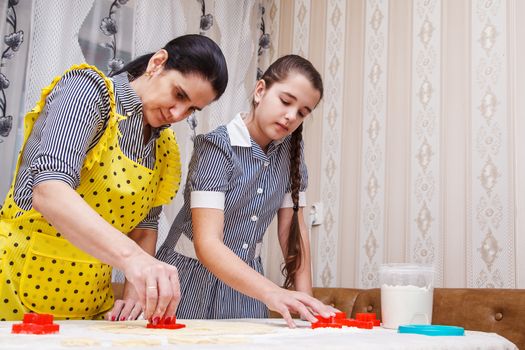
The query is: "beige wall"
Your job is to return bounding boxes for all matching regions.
[263,0,525,289]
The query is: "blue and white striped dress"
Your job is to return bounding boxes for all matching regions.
[156,113,307,319]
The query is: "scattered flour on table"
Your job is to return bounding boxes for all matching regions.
[60,338,100,347]
[111,338,161,347]
[90,320,279,336]
[168,335,249,345]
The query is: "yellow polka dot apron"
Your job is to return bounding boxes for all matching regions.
[0,64,181,320]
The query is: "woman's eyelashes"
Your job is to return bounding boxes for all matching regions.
[176,90,186,101]
[173,89,197,116]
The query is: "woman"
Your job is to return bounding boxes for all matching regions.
[0,34,228,322]
[154,54,335,328]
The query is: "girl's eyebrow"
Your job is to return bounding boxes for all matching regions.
[282,91,297,100]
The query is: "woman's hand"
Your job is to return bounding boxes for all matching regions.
[31,182,180,322]
[105,282,143,321]
[263,288,335,328]
[121,252,181,323]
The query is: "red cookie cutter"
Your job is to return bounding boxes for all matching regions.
[356,312,381,327]
[12,313,60,334]
[311,311,380,329]
[146,316,186,329]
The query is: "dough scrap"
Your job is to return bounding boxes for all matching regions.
[90,321,151,333]
[168,335,248,344]
[91,320,279,336]
[61,338,100,347]
[112,338,161,347]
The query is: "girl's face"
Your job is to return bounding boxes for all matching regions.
[250,73,320,147]
[132,50,217,128]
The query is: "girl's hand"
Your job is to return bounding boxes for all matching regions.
[299,304,340,321]
[121,252,181,322]
[263,288,335,328]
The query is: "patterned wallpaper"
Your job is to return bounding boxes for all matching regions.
[357,0,388,289]
[469,0,515,288]
[410,0,442,285]
[2,0,523,289]
[268,0,524,288]
[315,0,346,287]
[292,0,310,57]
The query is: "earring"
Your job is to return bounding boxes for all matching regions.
[144,71,151,77]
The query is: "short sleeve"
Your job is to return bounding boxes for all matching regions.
[29,69,109,189]
[188,133,233,209]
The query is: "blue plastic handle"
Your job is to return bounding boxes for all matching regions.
[398,325,465,336]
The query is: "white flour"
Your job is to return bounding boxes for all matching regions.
[380,284,433,329]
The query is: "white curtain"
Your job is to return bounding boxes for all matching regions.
[0,0,261,208]
[0,0,7,38]
[0,0,263,284]
[0,0,33,200]
[197,0,259,132]
[23,0,96,117]
[132,0,192,252]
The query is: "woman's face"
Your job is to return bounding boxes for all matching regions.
[139,69,216,128]
[251,73,320,145]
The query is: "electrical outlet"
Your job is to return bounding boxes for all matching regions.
[310,202,323,226]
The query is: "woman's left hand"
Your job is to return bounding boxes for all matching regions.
[105,283,143,321]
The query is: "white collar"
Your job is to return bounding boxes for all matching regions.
[226,112,285,147]
[227,113,251,147]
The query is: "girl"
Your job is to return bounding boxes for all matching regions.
[155,54,334,327]
[0,35,227,322]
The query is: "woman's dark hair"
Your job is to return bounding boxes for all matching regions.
[257,54,323,290]
[114,34,228,100]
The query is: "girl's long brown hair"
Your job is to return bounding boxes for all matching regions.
[257,55,323,289]
[281,123,305,289]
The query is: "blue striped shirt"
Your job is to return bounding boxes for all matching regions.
[157,113,307,319]
[11,69,167,230]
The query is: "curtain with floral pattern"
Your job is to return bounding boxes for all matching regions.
[0,0,31,200]
[0,0,275,285]
[0,0,268,205]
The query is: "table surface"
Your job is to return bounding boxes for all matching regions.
[0,318,518,350]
